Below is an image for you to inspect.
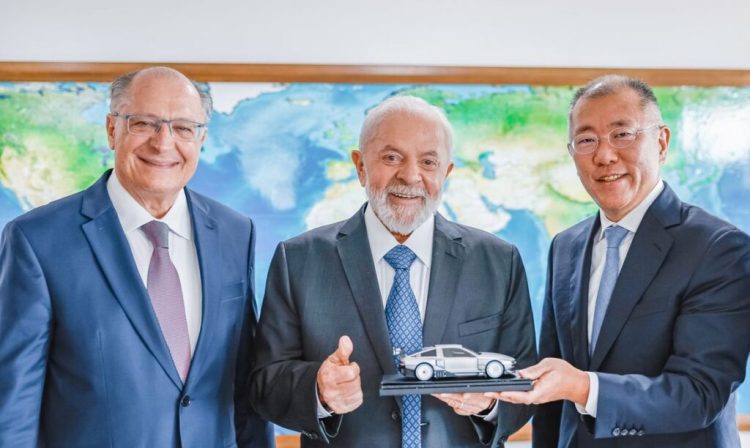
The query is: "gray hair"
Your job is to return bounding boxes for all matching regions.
[109,66,213,121]
[569,75,661,124]
[359,95,454,158]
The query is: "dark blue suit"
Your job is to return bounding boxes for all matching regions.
[533,184,750,447]
[0,171,273,447]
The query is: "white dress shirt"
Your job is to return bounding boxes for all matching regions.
[106,171,203,356]
[578,180,664,417]
[364,204,434,319]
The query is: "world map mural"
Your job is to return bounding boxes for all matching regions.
[2,80,749,412]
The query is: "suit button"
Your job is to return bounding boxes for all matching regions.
[391,410,401,421]
[302,431,318,439]
[612,428,621,436]
[628,429,637,436]
[637,429,645,436]
[181,395,191,407]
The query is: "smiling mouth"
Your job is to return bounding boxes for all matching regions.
[389,192,423,200]
[140,157,178,168]
[598,174,625,182]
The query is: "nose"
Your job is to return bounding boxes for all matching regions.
[591,139,619,165]
[396,159,422,185]
[149,122,176,150]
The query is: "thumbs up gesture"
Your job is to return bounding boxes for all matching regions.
[316,335,363,414]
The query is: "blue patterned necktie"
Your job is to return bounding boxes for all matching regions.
[384,245,422,448]
[590,225,629,355]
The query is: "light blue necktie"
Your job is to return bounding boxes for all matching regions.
[590,225,629,355]
[384,245,422,448]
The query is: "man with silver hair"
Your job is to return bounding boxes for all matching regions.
[251,95,537,447]
[0,66,273,447]
[357,96,454,237]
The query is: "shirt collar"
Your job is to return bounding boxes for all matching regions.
[106,170,192,241]
[364,203,434,267]
[598,179,664,240]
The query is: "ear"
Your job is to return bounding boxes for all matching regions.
[658,125,671,164]
[198,128,208,152]
[351,150,367,187]
[200,127,208,146]
[106,113,117,150]
[444,161,454,179]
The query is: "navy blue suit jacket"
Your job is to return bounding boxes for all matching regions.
[533,184,750,448]
[0,171,273,447]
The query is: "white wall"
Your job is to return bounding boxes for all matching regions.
[2,0,749,69]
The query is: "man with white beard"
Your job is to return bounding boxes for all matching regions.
[250,96,537,447]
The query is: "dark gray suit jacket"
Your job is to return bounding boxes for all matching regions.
[250,205,537,447]
[533,184,750,448]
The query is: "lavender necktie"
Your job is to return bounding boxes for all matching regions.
[141,220,191,383]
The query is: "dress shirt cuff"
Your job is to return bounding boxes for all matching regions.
[315,384,333,419]
[478,399,500,422]
[574,372,599,418]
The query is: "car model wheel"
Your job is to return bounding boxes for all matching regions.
[415,363,434,381]
[485,360,504,379]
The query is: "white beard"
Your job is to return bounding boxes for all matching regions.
[366,182,441,236]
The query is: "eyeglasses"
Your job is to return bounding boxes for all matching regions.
[568,123,664,155]
[111,113,207,142]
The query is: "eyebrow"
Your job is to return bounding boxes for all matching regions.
[572,119,635,135]
[379,145,441,159]
[379,144,403,154]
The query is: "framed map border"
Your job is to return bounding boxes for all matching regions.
[1,61,748,441]
[0,61,749,85]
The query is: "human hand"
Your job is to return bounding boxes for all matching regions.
[316,335,363,414]
[432,392,496,417]
[484,358,590,406]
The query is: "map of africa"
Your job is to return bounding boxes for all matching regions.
[1,81,749,412]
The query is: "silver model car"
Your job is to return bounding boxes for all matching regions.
[398,344,516,381]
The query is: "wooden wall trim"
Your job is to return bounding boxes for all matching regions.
[1,62,749,86]
[739,414,750,431]
[276,417,750,446]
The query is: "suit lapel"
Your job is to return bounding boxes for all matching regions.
[81,173,183,389]
[181,190,220,387]
[589,185,679,370]
[422,214,465,346]
[567,219,598,369]
[336,207,395,376]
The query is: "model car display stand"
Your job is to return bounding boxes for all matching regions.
[379,373,532,396]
